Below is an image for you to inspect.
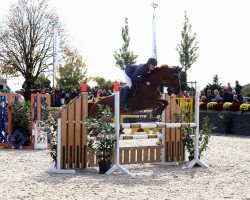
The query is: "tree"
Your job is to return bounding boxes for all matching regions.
[176,11,199,90]
[204,74,224,93]
[34,73,51,89]
[113,17,138,70]
[92,76,114,91]
[242,84,250,97]
[56,47,87,92]
[0,0,59,100]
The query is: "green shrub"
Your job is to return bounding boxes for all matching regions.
[11,101,32,146]
[242,84,250,97]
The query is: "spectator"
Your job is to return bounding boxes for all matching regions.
[55,89,61,106]
[200,90,205,98]
[70,89,78,99]
[226,82,233,92]
[211,89,221,102]
[101,89,109,97]
[171,93,177,98]
[200,95,207,103]
[235,80,242,95]
[231,90,242,104]
[222,88,232,102]
[184,91,190,98]
[235,80,243,103]
[60,89,66,106]
[65,92,70,104]
[232,94,240,103]
[178,91,185,98]
[107,90,113,96]
[92,86,99,100]
[206,89,213,102]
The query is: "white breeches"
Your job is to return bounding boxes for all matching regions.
[124,72,132,88]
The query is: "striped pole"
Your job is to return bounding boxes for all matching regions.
[120,122,196,129]
[120,134,163,140]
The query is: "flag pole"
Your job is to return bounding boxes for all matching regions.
[152,3,158,60]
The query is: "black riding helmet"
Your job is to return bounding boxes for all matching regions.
[147,58,158,66]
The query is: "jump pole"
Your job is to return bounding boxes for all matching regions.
[106,83,130,175]
[186,86,208,168]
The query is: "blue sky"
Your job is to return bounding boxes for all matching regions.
[1,0,250,91]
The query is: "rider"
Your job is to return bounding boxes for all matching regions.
[121,58,158,110]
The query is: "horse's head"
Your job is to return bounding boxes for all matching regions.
[168,65,181,95]
[149,65,181,95]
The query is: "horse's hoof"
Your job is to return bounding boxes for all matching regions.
[151,111,158,118]
[146,113,151,119]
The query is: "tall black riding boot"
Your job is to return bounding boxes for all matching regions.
[121,86,131,110]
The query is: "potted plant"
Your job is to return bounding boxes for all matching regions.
[84,105,116,174]
[175,113,213,160]
[240,103,250,111]
[199,102,207,110]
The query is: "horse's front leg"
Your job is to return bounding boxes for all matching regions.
[146,99,168,117]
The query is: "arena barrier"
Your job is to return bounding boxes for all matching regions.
[47,84,208,174]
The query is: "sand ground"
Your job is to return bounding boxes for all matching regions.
[0,134,250,200]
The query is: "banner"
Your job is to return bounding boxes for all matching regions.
[53,26,59,73]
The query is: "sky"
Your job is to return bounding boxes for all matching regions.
[0,0,250,91]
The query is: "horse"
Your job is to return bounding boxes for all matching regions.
[88,65,181,117]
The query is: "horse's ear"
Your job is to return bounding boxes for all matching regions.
[173,65,183,71]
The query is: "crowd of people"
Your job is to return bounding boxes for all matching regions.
[199,81,244,104]
[53,86,114,106]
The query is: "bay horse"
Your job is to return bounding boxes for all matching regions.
[88,65,181,117]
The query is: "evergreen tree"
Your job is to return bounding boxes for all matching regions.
[113,17,138,70]
[176,11,199,90]
[204,74,224,93]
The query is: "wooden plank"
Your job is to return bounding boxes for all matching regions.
[137,149,143,162]
[164,95,170,162]
[81,93,88,168]
[68,102,75,168]
[144,149,149,162]
[119,149,123,164]
[60,109,68,169]
[124,149,129,164]
[156,147,161,162]
[75,96,82,168]
[130,149,136,163]
[149,148,155,162]
[170,98,176,161]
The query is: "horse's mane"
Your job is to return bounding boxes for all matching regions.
[150,65,181,74]
[150,64,170,74]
